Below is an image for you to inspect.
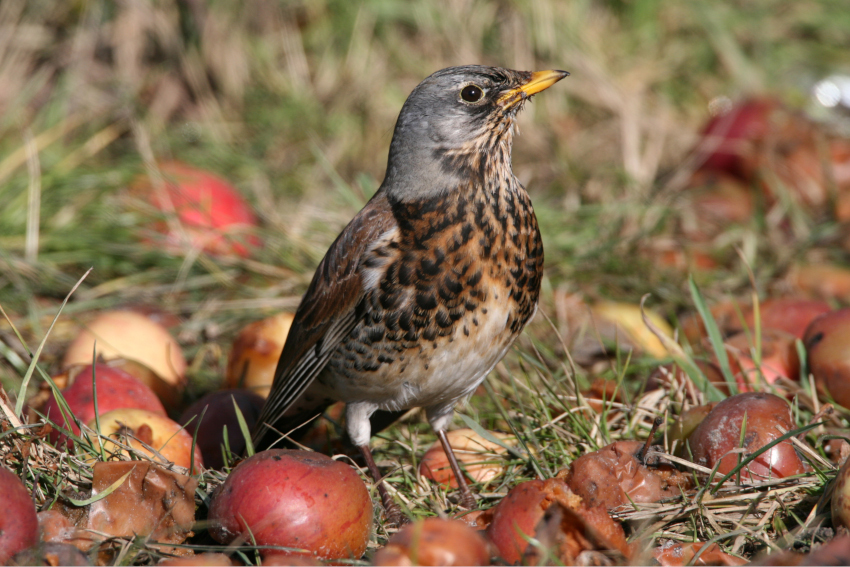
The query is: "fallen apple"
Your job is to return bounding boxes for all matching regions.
[0,467,39,564]
[558,440,691,510]
[63,310,187,390]
[480,478,630,565]
[687,392,805,481]
[225,312,295,398]
[721,328,800,390]
[419,428,513,489]
[805,308,850,408]
[42,363,166,447]
[372,518,490,566]
[695,97,781,179]
[133,161,260,257]
[89,408,203,472]
[832,454,850,532]
[178,389,265,470]
[208,449,372,560]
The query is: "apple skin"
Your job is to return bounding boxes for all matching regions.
[42,364,166,446]
[225,312,294,398]
[63,310,187,388]
[722,328,800,390]
[687,392,805,481]
[0,467,39,564]
[208,449,372,560]
[483,478,580,565]
[90,408,204,472]
[373,518,490,566]
[805,308,850,408]
[141,161,260,258]
[418,428,512,489]
[178,389,265,470]
[559,440,691,510]
[696,98,779,179]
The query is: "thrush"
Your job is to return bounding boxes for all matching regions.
[253,65,568,521]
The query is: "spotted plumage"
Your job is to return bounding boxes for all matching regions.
[253,65,567,519]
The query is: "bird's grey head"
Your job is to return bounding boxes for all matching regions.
[381,65,568,203]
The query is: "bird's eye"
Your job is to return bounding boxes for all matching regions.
[460,84,484,103]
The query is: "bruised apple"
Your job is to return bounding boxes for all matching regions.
[225,312,294,398]
[687,392,805,480]
[208,450,372,560]
[372,518,489,566]
[481,478,630,565]
[0,467,39,564]
[90,408,203,472]
[178,389,265,470]
[42,364,166,446]
[558,440,691,510]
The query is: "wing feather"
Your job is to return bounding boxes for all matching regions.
[253,192,397,446]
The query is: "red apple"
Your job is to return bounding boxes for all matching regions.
[805,308,850,408]
[687,392,805,481]
[481,479,578,564]
[42,363,166,446]
[134,161,260,257]
[696,98,780,179]
[721,328,800,390]
[178,389,265,470]
[481,478,630,564]
[742,298,831,339]
[0,467,39,564]
[208,450,372,560]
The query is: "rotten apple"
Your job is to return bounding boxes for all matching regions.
[558,440,691,510]
[225,312,294,398]
[90,408,203,472]
[419,428,513,489]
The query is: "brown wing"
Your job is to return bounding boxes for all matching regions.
[253,192,397,445]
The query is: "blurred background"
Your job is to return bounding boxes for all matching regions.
[1,0,850,392]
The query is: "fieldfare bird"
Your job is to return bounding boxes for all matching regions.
[253,65,568,521]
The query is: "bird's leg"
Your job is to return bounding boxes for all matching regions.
[437,429,477,510]
[357,444,409,526]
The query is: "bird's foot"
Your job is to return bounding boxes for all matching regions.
[383,501,412,527]
[458,487,477,511]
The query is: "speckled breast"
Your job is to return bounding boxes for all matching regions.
[320,178,543,410]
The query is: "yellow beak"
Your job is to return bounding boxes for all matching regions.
[498,69,569,105]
